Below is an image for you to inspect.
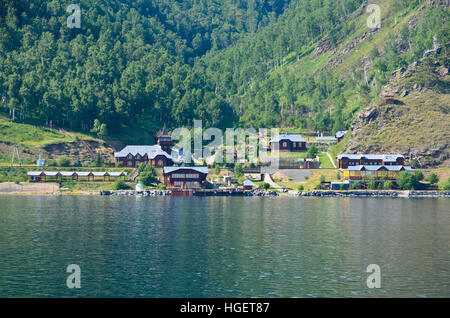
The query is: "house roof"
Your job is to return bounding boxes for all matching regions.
[337,154,404,161]
[335,131,348,139]
[243,180,255,186]
[345,165,414,171]
[114,145,179,162]
[157,124,170,137]
[27,171,127,177]
[163,166,208,174]
[269,134,306,143]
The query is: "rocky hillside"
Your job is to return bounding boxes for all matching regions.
[343,45,449,167]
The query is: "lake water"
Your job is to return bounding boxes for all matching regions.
[0,196,449,297]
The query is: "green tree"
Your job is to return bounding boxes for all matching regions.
[428,173,439,184]
[308,144,318,158]
[234,162,244,178]
[397,172,419,190]
[57,156,71,167]
[112,179,130,190]
[415,170,424,182]
[262,182,270,190]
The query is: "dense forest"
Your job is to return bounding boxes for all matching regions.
[0,0,448,137]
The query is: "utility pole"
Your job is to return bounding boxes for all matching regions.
[11,144,22,167]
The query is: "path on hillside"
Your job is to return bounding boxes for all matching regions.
[327,152,337,168]
[57,127,96,159]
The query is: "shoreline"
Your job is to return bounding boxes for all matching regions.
[1,189,449,198]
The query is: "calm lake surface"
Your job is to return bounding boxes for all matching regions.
[0,196,449,297]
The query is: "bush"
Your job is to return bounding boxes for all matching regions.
[397,171,419,190]
[57,156,71,167]
[140,171,156,186]
[428,173,439,184]
[214,164,221,175]
[112,179,130,190]
[350,182,361,190]
[415,171,424,181]
[234,162,244,178]
[335,172,341,181]
[304,175,309,180]
[314,184,322,190]
[262,182,270,190]
[307,144,318,158]
[384,181,393,190]
[73,159,82,167]
[319,175,326,183]
[94,152,103,167]
[297,184,304,191]
[377,182,383,190]
[368,179,377,190]
[156,184,166,190]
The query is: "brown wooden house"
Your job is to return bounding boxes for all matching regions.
[337,154,405,169]
[269,134,307,152]
[114,145,180,168]
[163,167,208,189]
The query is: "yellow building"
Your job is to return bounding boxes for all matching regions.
[342,165,415,181]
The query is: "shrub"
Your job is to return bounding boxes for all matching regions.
[214,164,221,175]
[262,182,270,190]
[73,159,82,167]
[377,182,384,190]
[314,184,322,190]
[57,156,71,167]
[368,179,377,190]
[319,175,326,183]
[304,175,309,180]
[297,184,304,191]
[397,171,419,190]
[234,162,244,178]
[112,179,130,190]
[428,173,439,184]
[307,144,318,158]
[384,181,393,190]
[350,182,361,190]
[335,172,341,181]
[94,152,103,167]
[415,171,424,181]
[156,184,166,190]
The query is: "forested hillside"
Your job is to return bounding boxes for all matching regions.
[0,0,448,142]
[0,0,294,133]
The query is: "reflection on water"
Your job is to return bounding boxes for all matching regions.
[0,196,449,297]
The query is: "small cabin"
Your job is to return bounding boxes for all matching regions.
[243,180,255,190]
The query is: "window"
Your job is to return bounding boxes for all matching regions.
[127,161,133,167]
[127,154,133,159]
[185,173,199,178]
[174,181,184,186]
[172,173,186,178]
[282,142,287,147]
[136,154,141,159]
[158,160,163,166]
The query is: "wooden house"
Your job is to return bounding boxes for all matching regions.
[269,134,307,152]
[114,145,180,168]
[163,167,208,189]
[337,154,405,169]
